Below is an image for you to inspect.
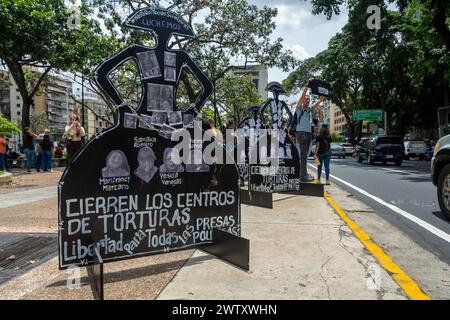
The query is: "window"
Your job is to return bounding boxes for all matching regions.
[252,79,259,91]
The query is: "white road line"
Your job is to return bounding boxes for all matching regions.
[0,186,57,209]
[308,163,450,243]
[380,167,429,176]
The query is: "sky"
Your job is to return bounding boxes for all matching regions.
[249,0,348,96]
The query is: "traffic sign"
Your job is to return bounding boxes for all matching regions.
[353,109,383,121]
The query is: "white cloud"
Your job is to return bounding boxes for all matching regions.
[289,44,311,60]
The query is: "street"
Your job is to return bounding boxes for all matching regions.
[309,157,450,268]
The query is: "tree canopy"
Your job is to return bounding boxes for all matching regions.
[284,0,450,141]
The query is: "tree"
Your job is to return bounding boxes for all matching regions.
[0,0,114,129]
[214,73,264,125]
[285,0,449,139]
[29,111,51,134]
[0,114,20,136]
[95,0,297,104]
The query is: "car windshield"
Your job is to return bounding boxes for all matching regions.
[377,137,403,145]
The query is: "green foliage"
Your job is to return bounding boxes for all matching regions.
[285,0,450,140]
[29,111,50,134]
[215,73,264,124]
[331,132,345,143]
[0,0,116,127]
[0,114,20,136]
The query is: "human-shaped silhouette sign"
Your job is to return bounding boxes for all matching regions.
[58,8,241,269]
[235,82,300,193]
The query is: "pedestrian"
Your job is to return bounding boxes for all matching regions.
[35,135,42,172]
[22,127,37,173]
[39,129,53,172]
[64,114,85,161]
[290,77,325,182]
[4,138,10,171]
[314,126,332,185]
[0,134,7,172]
[206,119,223,143]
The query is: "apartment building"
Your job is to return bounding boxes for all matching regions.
[232,64,269,100]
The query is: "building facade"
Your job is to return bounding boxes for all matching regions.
[232,64,269,100]
[329,103,348,134]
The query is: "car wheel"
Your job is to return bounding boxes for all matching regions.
[343,156,346,159]
[382,161,386,165]
[419,155,424,161]
[394,160,402,166]
[357,154,362,163]
[437,164,450,220]
[405,155,410,160]
[368,155,374,165]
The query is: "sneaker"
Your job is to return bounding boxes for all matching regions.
[313,179,321,184]
[325,180,331,185]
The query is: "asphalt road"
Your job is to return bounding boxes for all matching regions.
[308,156,450,265]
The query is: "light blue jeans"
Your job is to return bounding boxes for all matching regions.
[317,150,331,180]
[24,148,35,170]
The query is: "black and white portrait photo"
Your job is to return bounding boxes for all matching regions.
[147,84,174,112]
[164,67,176,82]
[182,114,195,127]
[138,114,153,129]
[102,150,130,178]
[168,111,182,126]
[159,148,184,173]
[151,111,167,126]
[164,51,176,67]
[134,147,158,183]
[136,50,161,79]
[124,113,137,129]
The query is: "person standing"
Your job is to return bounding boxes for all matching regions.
[314,127,332,185]
[0,135,7,172]
[22,127,37,173]
[39,129,53,172]
[290,78,325,182]
[64,114,86,161]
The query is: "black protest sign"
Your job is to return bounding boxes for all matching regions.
[309,79,332,98]
[58,8,240,269]
[234,83,300,193]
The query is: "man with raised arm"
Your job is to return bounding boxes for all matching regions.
[291,77,325,182]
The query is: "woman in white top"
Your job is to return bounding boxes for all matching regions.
[64,114,86,161]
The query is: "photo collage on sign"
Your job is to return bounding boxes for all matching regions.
[101,146,208,182]
[164,51,177,82]
[136,50,162,80]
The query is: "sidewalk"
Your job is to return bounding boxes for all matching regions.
[157,192,406,300]
[0,170,408,299]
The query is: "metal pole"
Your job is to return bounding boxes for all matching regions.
[81,74,85,128]
[384,111,388,135]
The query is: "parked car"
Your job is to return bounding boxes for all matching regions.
[431,134,450,220]
[331,143,346,159]
[425,143,434,161]
[404,140,427,160]
[353,137,371,157]
[341,143,354,156]
[355,136,404,166]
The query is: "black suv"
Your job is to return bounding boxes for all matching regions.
[431,134,450,220]
[355,136,404,166]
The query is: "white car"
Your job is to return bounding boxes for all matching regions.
[331,143,346,159]
[404,140,427,160]
[341,143,354,156]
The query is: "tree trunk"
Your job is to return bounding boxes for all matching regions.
[21,98,32,129]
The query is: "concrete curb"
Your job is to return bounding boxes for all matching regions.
[0,172,12,186]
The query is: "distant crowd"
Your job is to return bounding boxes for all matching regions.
[0,114,86,173]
